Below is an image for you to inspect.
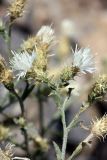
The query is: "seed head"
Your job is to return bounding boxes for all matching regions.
[91,114,107,139]
[0,143,14,160]
[8,0,26,22]
[88,75,107,103]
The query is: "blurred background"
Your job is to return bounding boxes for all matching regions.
[0,0,107,160]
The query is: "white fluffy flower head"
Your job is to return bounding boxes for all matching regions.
[37,25,56,46]
[72,45,96,74]
[10,50,36,79]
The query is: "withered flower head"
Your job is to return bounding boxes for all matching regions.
[8,0,26,22]
[88,75,107,103]
[0,143,14,160]
[91,114,107,139]
[0,55,13,86]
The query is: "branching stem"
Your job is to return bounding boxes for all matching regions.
[61,97,68,160]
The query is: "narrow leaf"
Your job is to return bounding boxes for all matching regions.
[53,142,62,160]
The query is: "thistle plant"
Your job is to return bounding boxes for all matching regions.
[0,1,107,160]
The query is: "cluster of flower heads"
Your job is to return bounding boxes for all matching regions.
[1,23,107,101]
[6,0,107,104]
[9,25,96,84]
[0,21,106,101]
[10,25,56,80]
[0,24,100,98]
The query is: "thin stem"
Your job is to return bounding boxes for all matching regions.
[61,97,68,160]
[0,84,34,113]
[21,127,29,156]
[12,89,24,116]
[44,98,73,135]
[61,129,68,160]
[21,80,35,101]
[7,22,12,57]
[10,88,30,157]
[60,101,89,160]
[21,80,29,100]
[38,98,44,136]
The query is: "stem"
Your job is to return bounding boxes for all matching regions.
[61,97,68,160]
[21,127,29,156]
[7,22,12,57]
[21,81,35,100]
[38,98,44,136]
[10,88,30,157]
[61,129,68,160]
[0,84,34,113]
[21,80,29,100]
[60,101,89,160]
[8,25,11,54]
[12,89,24,116]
